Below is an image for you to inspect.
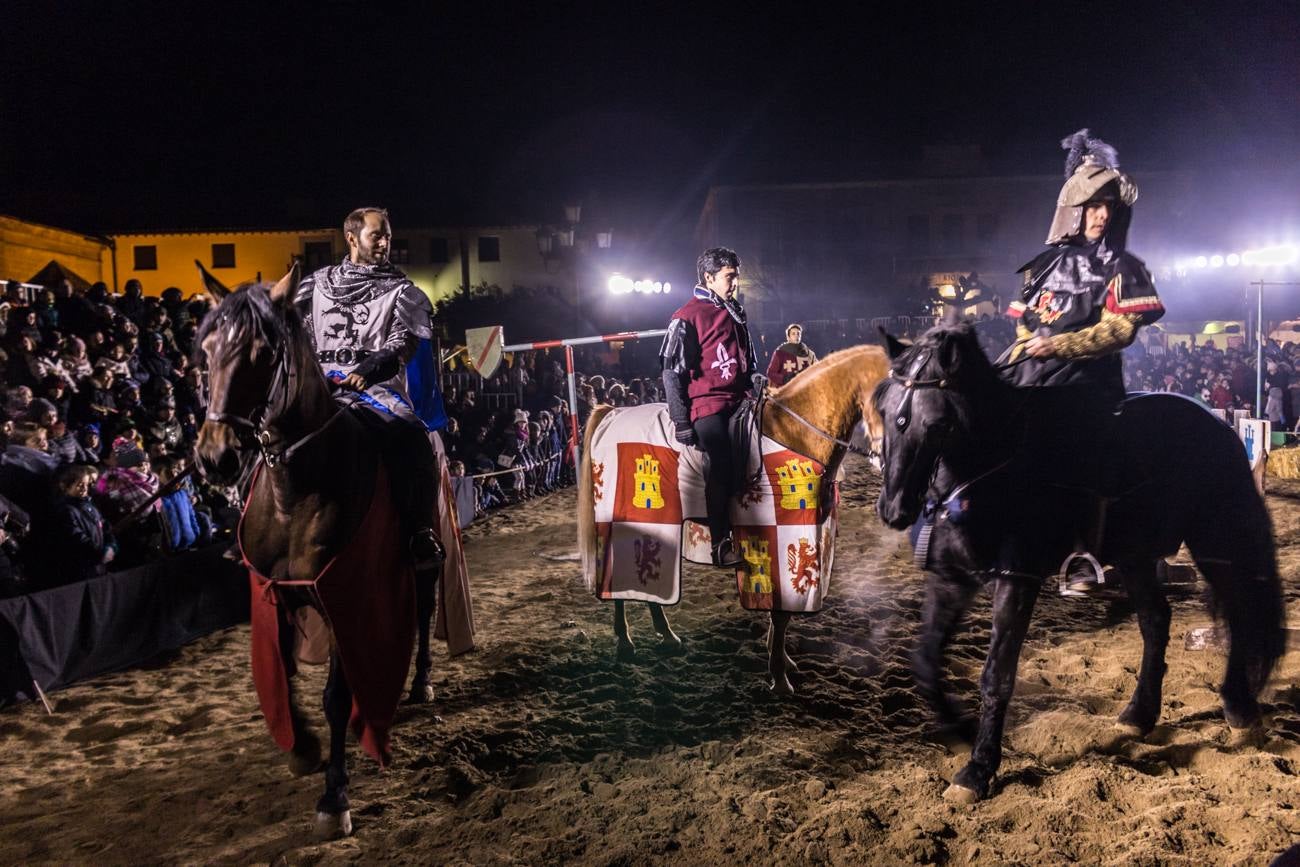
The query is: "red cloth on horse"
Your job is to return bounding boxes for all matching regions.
[243,465,414,767]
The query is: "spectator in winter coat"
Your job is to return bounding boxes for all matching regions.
[93,438,159,525]
[145,399,184,455]
[40,464,114,587]
[0,421,56,520]
[156,457,202,551]
[47,416,96,466]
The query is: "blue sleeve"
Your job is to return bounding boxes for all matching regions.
[406,338,449,431]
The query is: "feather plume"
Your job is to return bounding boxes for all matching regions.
[1060,128,1120,177]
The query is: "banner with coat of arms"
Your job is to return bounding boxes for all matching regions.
[587,403,838,613]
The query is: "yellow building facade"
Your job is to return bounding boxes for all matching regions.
[3,213,577,307]
[100,224,567,306]
[0,215,109,286]
[103,228,339,296]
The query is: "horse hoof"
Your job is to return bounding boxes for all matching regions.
[655,635,685,656]
[942,784,980,805]
[769,674,795,696]
[616,641,636,662]
[405,683,435,704]
[314,809,353,840]
[1226,723,1265,749]
[287,734,322,777]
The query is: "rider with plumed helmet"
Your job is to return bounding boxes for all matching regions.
[1009,129,1164,400]
[1007,130,1165,593]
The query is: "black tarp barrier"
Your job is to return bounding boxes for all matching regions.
[0,544,248,705]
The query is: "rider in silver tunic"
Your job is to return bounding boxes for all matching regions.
[295,207,444,569]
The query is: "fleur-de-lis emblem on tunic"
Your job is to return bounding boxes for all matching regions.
[711,342,737,381]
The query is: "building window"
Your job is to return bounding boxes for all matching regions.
[391,238,410,264]
[429,237,449,263]
[478,236,500,263]
[212,243,236,269]
[133,245,157,270]
[977,213,999,243]
[304,241,334,272]
[906,216,929,254]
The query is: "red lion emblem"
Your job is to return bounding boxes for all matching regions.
[786,538,819,594]
[687,522,710,549]
[634,537,662,585]
[592,461,605,502]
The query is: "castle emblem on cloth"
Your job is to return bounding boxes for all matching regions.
[741,538,773,593]
[787,538,819,594]
[631,454,664,510]
[776,459,820,510]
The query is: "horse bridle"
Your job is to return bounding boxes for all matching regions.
[203,325,343,468]
[888,349,950,434]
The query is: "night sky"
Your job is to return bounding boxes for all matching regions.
[3,1,1297,253]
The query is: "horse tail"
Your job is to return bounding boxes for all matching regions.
[578,404,615,591]
[1190,446,1287,700]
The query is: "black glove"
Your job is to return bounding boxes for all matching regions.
[674,423,697,447]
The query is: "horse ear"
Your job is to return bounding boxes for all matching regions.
[195,260,230,302]
[877,327,908,360]
[270,261,301,308]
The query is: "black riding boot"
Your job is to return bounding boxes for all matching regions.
[388,421,445,572]
[693,411,743,569]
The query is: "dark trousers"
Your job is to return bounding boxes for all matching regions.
[692,411,734,546]
[382,418,439,541]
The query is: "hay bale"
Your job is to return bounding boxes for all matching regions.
[1267,445,1300,479]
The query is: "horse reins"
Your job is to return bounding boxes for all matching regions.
[204,324,345,469]
[759,395,879,459]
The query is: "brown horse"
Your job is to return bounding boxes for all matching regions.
[194,266,430,838]
[577,344,890,693]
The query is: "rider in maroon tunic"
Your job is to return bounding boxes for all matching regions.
[659,247,758,568]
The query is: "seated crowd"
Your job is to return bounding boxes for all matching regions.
[0,278,237,598]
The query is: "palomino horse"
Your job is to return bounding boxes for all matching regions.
[194,266,436,837]
[873,322,1285,803]
[577,344,889,693]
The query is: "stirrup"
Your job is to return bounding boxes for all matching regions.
[410,529,446,572]
[712,535,744,569]
[1058,551,1105,597]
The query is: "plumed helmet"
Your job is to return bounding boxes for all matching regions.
[1046,129,1139,245]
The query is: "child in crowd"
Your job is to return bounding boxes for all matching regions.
[155,455,206,551]
[41,463,115,587]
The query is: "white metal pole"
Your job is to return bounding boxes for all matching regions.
[1257,279,1264,417]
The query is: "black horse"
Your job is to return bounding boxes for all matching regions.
[873,322,1285,804]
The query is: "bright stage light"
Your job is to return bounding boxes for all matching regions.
[663,282,671,293]
[1226,253,1241,267]
[609,274,671,295]
[1210,255,1224,268]
[1245,244,1298,267]
[1194,256,1208,269]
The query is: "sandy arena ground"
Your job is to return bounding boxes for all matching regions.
[2,458,1299,866]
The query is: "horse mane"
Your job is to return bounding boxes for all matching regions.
[194,285,313,371]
